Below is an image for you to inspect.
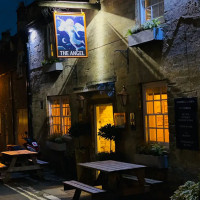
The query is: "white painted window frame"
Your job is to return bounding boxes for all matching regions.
[142,81,169,147]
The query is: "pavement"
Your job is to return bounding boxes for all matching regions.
[0,167,172,200]
[0,168,90,200]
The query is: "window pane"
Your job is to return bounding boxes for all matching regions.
[161,94,167,99]
[164,115,169,128]
[146,89,153,100]
[154,94,160,100]
[156,115,163,128]
[154,101,161,113]
[149,129,156,142]
[164,129,169,143]
[149,115,156,128]
[147,102,153,114]
[162,100,168,114]
[157,129,164,142]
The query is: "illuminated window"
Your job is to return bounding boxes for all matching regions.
[143,82,169,145]
[140,0,164,24]
[48,96,71,135]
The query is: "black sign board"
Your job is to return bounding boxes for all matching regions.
[175,97,198,150]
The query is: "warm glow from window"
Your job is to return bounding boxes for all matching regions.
[51,43,54,57]
[96,104,115,153]
[49,97,71,135]
[144,0,164,21]
[144,85,169,144]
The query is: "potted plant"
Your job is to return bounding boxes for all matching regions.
[98,123,121,154]
[134,143,168,168]
[46,133,67,151]
[170,181,200,200]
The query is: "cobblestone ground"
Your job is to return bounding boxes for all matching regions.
[0,168,172,200]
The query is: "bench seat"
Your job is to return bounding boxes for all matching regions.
[122,174,163,185]
[63,180,106,194]
[28,159,48,165]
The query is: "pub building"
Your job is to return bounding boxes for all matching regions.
[0,0,200,193]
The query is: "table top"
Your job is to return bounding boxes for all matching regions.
[1,150,37,156]
[78,160,146,172]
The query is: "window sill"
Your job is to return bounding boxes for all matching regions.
[128,27,164,47]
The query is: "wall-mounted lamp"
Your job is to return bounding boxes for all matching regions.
[77,95,85,110]
[118,85,128,106]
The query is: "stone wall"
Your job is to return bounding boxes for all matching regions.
[163,0,200,181]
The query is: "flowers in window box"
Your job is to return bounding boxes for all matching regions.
[41,57,63,66]
[126,17,161,36]
[137,143,168,156]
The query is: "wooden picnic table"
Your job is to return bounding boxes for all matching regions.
[78,160,148,197]
[1,150,42,182]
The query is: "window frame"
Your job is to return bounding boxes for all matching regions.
[47,95,71,135]
[140,0,164,24]
[142,81,169,147]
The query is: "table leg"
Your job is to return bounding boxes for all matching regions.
[3,156,17,182]
[73,189,81,200]
[135,168,145,186]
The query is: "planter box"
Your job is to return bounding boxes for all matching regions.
[43,62,63,73]
[134,154,168,168]
[46,141,66,151]
[128,27,164,47]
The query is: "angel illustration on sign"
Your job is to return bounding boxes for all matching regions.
[57,17,85,51]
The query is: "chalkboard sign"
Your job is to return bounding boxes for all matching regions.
[175,97,198,150]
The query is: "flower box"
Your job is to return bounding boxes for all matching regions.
[134,153,168,168]
[43,62,63,73]
[46,141,66,151]
[128,27,164,47]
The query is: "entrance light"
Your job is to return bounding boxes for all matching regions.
[118,85,128,106]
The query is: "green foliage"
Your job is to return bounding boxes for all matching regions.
[170,181,200,200]
[126,18,161,36]
[68,122,91,138]
[47,133,65,144]
[137,143,168,156]
[41,57,60,66]
[98,124,120,142]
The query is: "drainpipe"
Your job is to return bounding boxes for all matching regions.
[9,71,16,144]
[26,42,33,139]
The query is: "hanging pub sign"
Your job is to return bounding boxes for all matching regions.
[53,12,88,58]
[174,97,198,150]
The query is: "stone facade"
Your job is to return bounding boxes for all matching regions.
[19,0,200,183]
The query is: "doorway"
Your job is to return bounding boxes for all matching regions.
[95,104,115,153]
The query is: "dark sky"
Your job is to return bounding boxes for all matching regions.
[0,0,34,38]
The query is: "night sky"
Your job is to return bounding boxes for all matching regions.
[0,0,34,38]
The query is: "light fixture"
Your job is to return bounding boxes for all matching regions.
[77,95,85,110]
[118,85,128,106]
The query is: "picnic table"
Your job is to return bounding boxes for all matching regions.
[1,150,42,182]
[64,160,148,200]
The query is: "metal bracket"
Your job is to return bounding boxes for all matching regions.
[115,48,129,72]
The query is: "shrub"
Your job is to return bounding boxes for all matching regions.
[170,181,200,200]
[98,124,121,142]
[137,143,168,156]
[47,133,65,144]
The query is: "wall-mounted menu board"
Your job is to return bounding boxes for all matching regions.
[175,97,198,150]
